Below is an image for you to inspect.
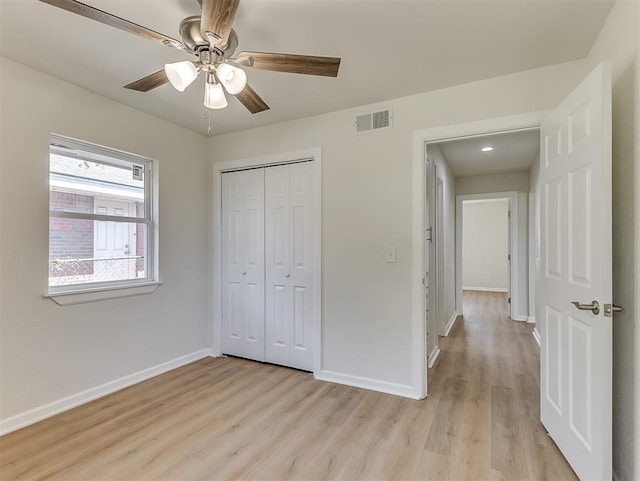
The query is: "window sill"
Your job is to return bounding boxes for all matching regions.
[45,281,161,306]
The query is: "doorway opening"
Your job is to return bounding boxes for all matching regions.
[413,112,546,399]
[422,128,539,393]
[461,197,511,310]
[455,191,522,321]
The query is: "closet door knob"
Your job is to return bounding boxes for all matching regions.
[242,271,247,275]
[285,273,290,278]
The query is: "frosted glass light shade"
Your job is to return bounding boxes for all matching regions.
[164,61,198,92]
[217,63,247,95]
[204,81,228,109]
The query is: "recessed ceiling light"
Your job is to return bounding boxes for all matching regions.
[481,146,494,152]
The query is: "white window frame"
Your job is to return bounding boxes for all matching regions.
[46,134,160,305]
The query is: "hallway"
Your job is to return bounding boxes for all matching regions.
[423,290,577,479]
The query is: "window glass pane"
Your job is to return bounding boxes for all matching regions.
[49,154,145,217]
[49,219,147,286]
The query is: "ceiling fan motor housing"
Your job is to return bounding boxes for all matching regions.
[179,16,238,56]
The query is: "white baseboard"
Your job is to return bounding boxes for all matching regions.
[532,328,541,347]
[444,312,458,336]
[462,286,508,293]
[0,348,213,436]
[428,345,441,368]
[527,316,536,324]
[314,370,419,400]
[511,315,528,322]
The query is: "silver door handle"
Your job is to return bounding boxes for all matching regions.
[242,271,247,275]
[571,300,600,315]
[285,274,290,278]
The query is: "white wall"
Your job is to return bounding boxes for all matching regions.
[0,58,212,429]
[209,59,592,394]
[462,200,509,291]
[585,1,640,479]
[456,171,530,195]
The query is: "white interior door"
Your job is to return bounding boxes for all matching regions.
[222,169,265,362]
[539,62,612,480]
[265,162,314,371]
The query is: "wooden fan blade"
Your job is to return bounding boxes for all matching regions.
[38,0,187,52]
[124,70,169,92]
[200,0,240,48]
[238,51,341,77]
[235,84,269,114]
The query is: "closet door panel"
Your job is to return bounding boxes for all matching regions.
[224,161,314,371]
[222,169,265,362]
[289,162,314,371]
[241,169,265,361]
[265,166,291,366]
[222,172,245,356]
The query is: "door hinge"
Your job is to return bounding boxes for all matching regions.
[508,254,511,261]
[508,297,511,304]
[426,227,433,242]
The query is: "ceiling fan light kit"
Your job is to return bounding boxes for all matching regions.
[204,73,228,109]
[164,61,199,92]
[217,63,247,95]
[38,0,341,118]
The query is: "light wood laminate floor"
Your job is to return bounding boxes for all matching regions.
[1,291,577,480]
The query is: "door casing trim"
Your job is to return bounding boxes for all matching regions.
[212,148,322,373]
[412,111,549,398]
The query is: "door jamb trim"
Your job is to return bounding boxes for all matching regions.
[412,111,549,399]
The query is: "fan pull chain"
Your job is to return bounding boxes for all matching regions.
[203,107,212,135]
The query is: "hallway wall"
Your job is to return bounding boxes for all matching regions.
[462,199,509,291]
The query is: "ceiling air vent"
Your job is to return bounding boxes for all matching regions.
[354,108,392,135]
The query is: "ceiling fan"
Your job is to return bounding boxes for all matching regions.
[38,0,341,114]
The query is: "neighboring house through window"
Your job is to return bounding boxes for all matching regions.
[48,134,157,300]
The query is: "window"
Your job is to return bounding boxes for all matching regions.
[48,135,158,301]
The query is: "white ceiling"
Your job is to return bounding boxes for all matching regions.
[436,129,540,177]
[0,0,614,136]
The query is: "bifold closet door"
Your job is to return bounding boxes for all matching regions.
[265,162,314,371]
[222,169,265,362]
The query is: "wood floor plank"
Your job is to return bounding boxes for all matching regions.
[490,385,532,478]
[0,292,578,481]
[413,450,450,481]
[384,400,438,481]
[423,377,468,455]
